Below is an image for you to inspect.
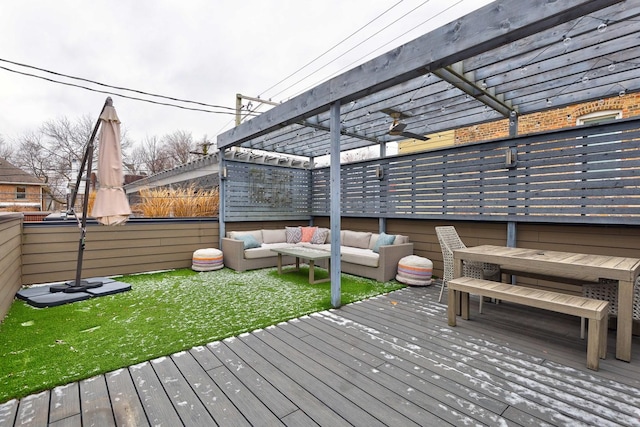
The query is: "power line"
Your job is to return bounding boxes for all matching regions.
[258,0,405,100]
[0,64,237,116]
[293,0,464,97]
[0,58,236,112]
[266,0,432,101]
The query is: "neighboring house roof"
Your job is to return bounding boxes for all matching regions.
[124,152,222,194]
[0,158,44,185]
[123,148,310,195]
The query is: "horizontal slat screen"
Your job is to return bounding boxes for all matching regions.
[311,117,640,225]
[223,162,311,221]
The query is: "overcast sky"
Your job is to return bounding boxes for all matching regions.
[0,0,492,151]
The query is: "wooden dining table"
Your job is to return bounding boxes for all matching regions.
[453,245,640,362]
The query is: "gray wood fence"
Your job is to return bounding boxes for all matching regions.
[311,117,640,224]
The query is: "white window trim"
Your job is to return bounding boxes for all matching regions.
[576,110,622,125]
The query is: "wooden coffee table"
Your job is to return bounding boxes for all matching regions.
[271,246,331,284]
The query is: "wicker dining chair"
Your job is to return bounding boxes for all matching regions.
[580,277,640,339]
[435,226,501,313]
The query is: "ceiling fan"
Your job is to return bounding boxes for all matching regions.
[381,108,430,141]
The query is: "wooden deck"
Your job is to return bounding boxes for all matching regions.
[2,283,640,426]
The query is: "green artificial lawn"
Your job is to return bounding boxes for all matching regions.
[0,267,404,403]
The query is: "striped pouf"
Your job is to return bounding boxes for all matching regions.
[396,255,433,286]
[192,248,224,271]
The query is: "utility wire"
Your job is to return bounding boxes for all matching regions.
[214,1,408,137]
[0,58,236,111]
[0,65,237,115]
[267,0,432,101]
[293,0,463,97]
[258,0,405,100]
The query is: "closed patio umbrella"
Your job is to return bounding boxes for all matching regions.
[50,97,131,293]
[91,98,131,225]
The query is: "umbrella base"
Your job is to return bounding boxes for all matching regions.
[16,278,131,308]
[50,280,104,293]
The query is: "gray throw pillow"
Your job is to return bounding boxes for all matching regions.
[285,226,302,243]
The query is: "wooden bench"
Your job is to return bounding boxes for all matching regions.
[446,277,610,370]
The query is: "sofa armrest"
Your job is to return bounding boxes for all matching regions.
[221,237,245,271]
[377,243,414,281]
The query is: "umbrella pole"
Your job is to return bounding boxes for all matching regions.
[69,140,95,289]
[51,98,111,293]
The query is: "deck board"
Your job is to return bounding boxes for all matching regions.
[15,391,48,426]
[104,368,149,427]
[4,284,640,426]
[79,376,115,427]
[129,360,184,426]
[171,351,252,427]
[48,383,79,424]
[204,341,296,421]
[149,355,216,426]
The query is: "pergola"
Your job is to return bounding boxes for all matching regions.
[217,0,640,306]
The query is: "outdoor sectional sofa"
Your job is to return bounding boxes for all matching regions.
[221,226,413,282]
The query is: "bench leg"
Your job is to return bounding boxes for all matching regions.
[587,318,603,371]
[447,289,457,327]
[599,314,608,360]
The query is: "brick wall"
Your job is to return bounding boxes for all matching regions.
[0,183,43,210]
[455,93,640,144]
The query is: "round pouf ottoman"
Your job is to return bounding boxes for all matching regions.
[192,248,224,271]
[396,255,433,286]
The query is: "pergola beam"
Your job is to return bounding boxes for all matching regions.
[432,62,516,118]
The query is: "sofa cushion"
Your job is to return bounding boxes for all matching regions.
[341,246,379,267]
[229,230,263,244]
[372,232,396,253]
[311,227,329,244]
[394,234,409,244]
[263,229,286,244]
[369,233,379,250]
[244,242,291,259]
[286,226,302,243]
[235,234,262,249]
[342,230,372,249]
[300,226,317,242]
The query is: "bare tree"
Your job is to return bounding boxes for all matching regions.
[340,146,378,163]
[131,135,173,175]
[0,135,13,160]
[11,131,68,207]
[163,130,195,165]
[9,115,133,208]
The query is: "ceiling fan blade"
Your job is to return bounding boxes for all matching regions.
[388,121,407,135]
[400,131,430,141]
